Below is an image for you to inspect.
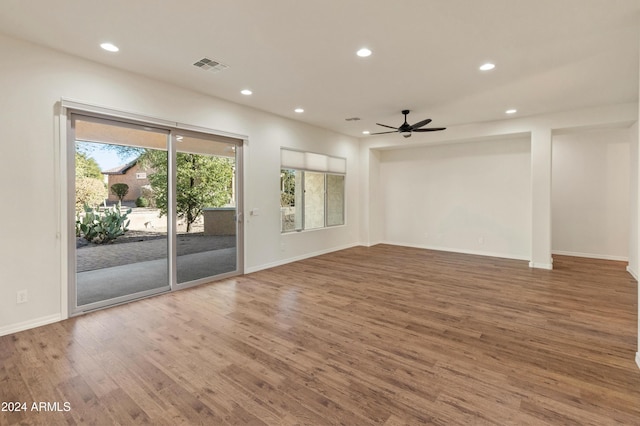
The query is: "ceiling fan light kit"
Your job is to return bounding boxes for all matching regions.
[371,110,446,137]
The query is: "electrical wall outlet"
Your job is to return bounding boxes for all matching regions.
[16,289,28,304]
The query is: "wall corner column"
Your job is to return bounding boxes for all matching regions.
[530,127,553,269]
[358,144,383,247]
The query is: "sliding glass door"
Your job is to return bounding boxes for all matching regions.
[174,132,239,285]
[69,113,242,315]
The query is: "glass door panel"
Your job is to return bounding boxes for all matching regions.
[72,115,170,311]
[175,133,239,284]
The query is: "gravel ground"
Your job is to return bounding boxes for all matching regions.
[76,230,167,248]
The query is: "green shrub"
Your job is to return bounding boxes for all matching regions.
[110,183,129,202]
[76,203,131,244]
[75,177,107,212]
[135,197,149,207]
[140,185,156,208]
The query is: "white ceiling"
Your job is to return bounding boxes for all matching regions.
[0,0,638,137]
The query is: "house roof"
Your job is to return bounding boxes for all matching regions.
[102,160,137,175]
[0,1,637,137]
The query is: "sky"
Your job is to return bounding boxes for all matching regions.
[77,141,138,171]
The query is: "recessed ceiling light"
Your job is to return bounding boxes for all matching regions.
[240,89,252,95]
[100,42,119,52]
[479,63,495,71]
[505,109,517,114]
[294,108,304,113]
[357,48,372,57]
[362,131,370,135]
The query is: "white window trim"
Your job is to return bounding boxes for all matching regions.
[280,148,346,233]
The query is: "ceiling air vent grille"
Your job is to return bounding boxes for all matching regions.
[193,57,229,73]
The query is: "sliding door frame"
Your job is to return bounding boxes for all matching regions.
[170,127,245,290]
[68,113,173,315]
[61,100,246,317]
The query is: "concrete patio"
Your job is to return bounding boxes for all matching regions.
[75,234,237,306]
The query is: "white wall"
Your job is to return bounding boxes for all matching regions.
[379,137,531,259]
[0,34,360,334]
[629,121,639,277]
[358,103,637,267]
[358,148,383,246]
[551,128,631,260]
[636,33,640,371]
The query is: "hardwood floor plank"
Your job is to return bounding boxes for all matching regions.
[1,245,639,425]
[99,388,152,425]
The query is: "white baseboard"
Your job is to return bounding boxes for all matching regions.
[552,250,628,262]
[365,240,383,248]
[245,242,361,274]
[627,266,638,281]
[0,314,61,337]
[382,241,558,270]
[636,352,640,371]
[529,261,553,270]
[382,240,530,262]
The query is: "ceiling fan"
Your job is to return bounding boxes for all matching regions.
[371,110,446,138]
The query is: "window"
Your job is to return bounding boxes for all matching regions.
[326,174,345,226]
[280,149,346,233]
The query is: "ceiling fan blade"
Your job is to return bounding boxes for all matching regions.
[375,123,399,130]
[409,118,432,130]
[413,127,447,132]
[370,130,399,135]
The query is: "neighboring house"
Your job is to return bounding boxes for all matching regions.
[102,159,151,203]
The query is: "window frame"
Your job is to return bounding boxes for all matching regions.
[280,148,346,234]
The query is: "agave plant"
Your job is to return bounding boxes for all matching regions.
[76,203,131,244]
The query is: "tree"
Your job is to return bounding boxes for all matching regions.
[75,177,108,211]
[145,151,234,232]
[110,183,129,202]
[75,151,106,211]
[75,152,103,180]
[280,169,296,207]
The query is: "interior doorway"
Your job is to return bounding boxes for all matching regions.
[68,113,243,315]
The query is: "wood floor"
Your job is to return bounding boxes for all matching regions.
[1,245,639,425]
